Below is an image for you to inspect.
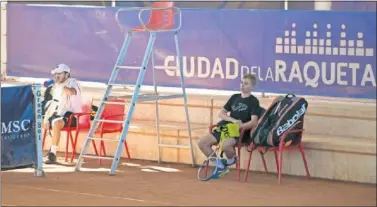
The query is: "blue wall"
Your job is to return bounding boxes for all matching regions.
[6,4,377,99]
[16,1,377,11]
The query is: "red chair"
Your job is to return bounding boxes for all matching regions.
[42,102,95,163]
[132,2,175,32]
[116,2,181,33]
[92,100,131,165]
[208,124,248,181]
[244,120,311,184]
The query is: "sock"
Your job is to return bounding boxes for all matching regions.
[226,156,236,165]
[50,145,57,154]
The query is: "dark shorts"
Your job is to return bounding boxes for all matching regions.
[48,111,77,128]
[211,128,251,144]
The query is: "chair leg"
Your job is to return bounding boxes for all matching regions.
[99,140,108,166]
[42,129,47,150]
[99,140,106,166]
[278,149,284,185]
[299,144,311,178]
[65,132,71,163]
[244,150,253,182]
[101,140,107,156]
[260,152,268,173]
[70,130,80,163]
[91,140,99,155]
[274,151,279,174]
[124,141,131,159]
[236,146,241,181]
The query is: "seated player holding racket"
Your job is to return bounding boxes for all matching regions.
[197,74,261,177]
[43,64,83,164]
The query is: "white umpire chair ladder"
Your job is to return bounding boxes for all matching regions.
[74,2,196,175]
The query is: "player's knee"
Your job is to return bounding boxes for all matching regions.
[198,135,214,149]
[197,137,207,149]
[52,120,64,130]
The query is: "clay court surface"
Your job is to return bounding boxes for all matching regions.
[2,158,376,206]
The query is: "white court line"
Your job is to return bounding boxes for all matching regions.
[7,185,182,206]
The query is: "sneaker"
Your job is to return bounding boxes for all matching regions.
[210,158,229,179]
[226,156,238,167]
[211,158,227,168]
[219,158,228,167]
[45,152,57,164]
[44,150,51,157]
[217,167,230,177]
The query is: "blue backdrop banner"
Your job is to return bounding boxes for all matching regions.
[1,85,36,169]
[6,4,376,99]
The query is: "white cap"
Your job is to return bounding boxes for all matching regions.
[51,64,71,74]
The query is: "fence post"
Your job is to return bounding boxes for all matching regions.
[32,84,45,177]
[284,0,289,10]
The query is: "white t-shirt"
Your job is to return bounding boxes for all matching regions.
[52,78,83,116]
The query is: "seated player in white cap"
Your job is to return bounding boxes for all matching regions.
[43,64,83,164]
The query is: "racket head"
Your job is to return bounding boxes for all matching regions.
[197,157,219,181]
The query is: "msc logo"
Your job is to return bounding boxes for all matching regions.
[1,119,32,134]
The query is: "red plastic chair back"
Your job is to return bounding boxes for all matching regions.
[100,100,125,132]
[148,2,175,30]
[77,98,93,129]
